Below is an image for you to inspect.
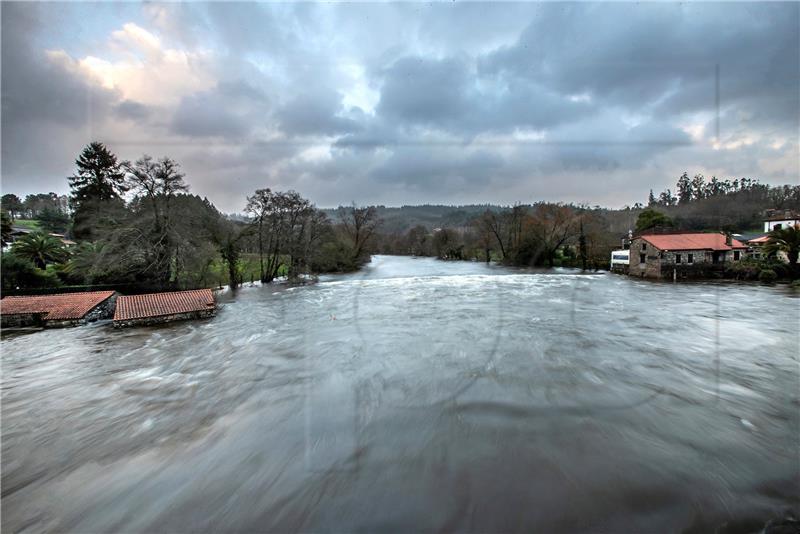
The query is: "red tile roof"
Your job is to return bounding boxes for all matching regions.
[114,289,215,321]
[1,291,115,321]
[641,233,747,251]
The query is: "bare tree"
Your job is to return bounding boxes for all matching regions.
[340,203,381,265]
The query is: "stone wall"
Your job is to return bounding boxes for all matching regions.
[1,313,45,328]
[113,308,216,328]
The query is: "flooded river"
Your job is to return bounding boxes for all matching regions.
[2,255,798,532]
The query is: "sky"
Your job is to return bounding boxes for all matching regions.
[1,1,798,213]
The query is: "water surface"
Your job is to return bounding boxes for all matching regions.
[2,255,798,532]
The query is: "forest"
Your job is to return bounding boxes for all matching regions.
[3,142,800,293]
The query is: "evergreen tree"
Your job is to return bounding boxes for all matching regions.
[676,172,692,204]
[647,189,657,206]
[69,142,127,241]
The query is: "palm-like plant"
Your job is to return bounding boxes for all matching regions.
[11,231,68,269]
[765,224,800,273]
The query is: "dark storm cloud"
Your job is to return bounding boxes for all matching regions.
[376,55,589,135]
[172,81,269,138]
[1,2,797,210]
[114,100,151,120]
[275,88,360,137]
[483,2,799,125]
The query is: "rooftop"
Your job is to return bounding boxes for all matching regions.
[1,291,115,320]
[114,289,216,321]
[640,232,747,251]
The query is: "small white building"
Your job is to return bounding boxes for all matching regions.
[763,209,800,232]
[610,249,629,273]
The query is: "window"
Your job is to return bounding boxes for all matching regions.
[687,253,694,264]
[774,223,782,230]
[676,254,681,264]
[639,253,646,264]
[641,242,647,251]
[734,251,740,261]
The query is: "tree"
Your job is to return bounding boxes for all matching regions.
[578,219,588,270]
[527,205,580,267]
[38,207,70,233]
[648,189,657,206]
[339,204,381,265]
[690,174,706,201]
[478,209,509,259]
[69,142,127,205]
[69,142,127,241]
[122,155,189,288]
[1,194,23,220]
[1,211,12,247]
[765,224,800,276]
[635,208,673,233]
[245,188,273,282]
[676,172,692,204]
[11,231,68,269]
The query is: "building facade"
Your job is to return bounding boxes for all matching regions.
[763,209,800,233]
[629,232,747,279]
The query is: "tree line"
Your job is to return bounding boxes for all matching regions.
[2,142,380,293]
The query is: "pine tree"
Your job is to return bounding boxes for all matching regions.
[676,172,692,204]
[68,142,126,207]
[68,142,127,241]
[648,189,657,206]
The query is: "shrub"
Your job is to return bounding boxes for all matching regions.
[1,253,62,291]
[758,269,777,283]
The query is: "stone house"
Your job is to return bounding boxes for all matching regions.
[629,232,747,279]
[113,289,216,328]
[0,291,117,328]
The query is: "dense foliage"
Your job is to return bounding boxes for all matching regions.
[2,143,380,293]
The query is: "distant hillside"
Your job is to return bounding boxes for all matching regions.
[323,203,641,236]
[321,204,511,233]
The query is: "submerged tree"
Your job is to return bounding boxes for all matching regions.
[339,204,381,266]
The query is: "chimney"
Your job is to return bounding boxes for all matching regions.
[725,233,732,246]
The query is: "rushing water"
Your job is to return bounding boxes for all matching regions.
[2,255,799,532]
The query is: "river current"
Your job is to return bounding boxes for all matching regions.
[2,255,798,532]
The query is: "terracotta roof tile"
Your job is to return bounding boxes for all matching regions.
[1,291,115,321]
[114,289,215,321]
[641,233,747,251]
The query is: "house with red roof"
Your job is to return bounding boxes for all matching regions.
[1,291,117,328]
[113,289,216,328]
[629,231,747,279]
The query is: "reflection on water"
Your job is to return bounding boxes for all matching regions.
[2,255,798,532]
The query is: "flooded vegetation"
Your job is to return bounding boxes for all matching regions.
[2,256,798,532]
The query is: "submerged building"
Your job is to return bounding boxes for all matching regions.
[629,232,747,280]
[0,291,117,328]
[113,289,217,328]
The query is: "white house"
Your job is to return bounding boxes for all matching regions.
[763,209,800,232]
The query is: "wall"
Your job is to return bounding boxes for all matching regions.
[1,313,44,328]
[113,309,216,329]
[764,219,800,232]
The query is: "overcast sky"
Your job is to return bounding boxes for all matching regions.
[2,2,798,212]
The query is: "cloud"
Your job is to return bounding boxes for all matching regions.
[1,2,797,211]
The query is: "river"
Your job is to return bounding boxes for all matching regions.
[2,255,798,532]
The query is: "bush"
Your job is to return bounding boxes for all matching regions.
[758,269,777,283]
[1,253,62,291]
